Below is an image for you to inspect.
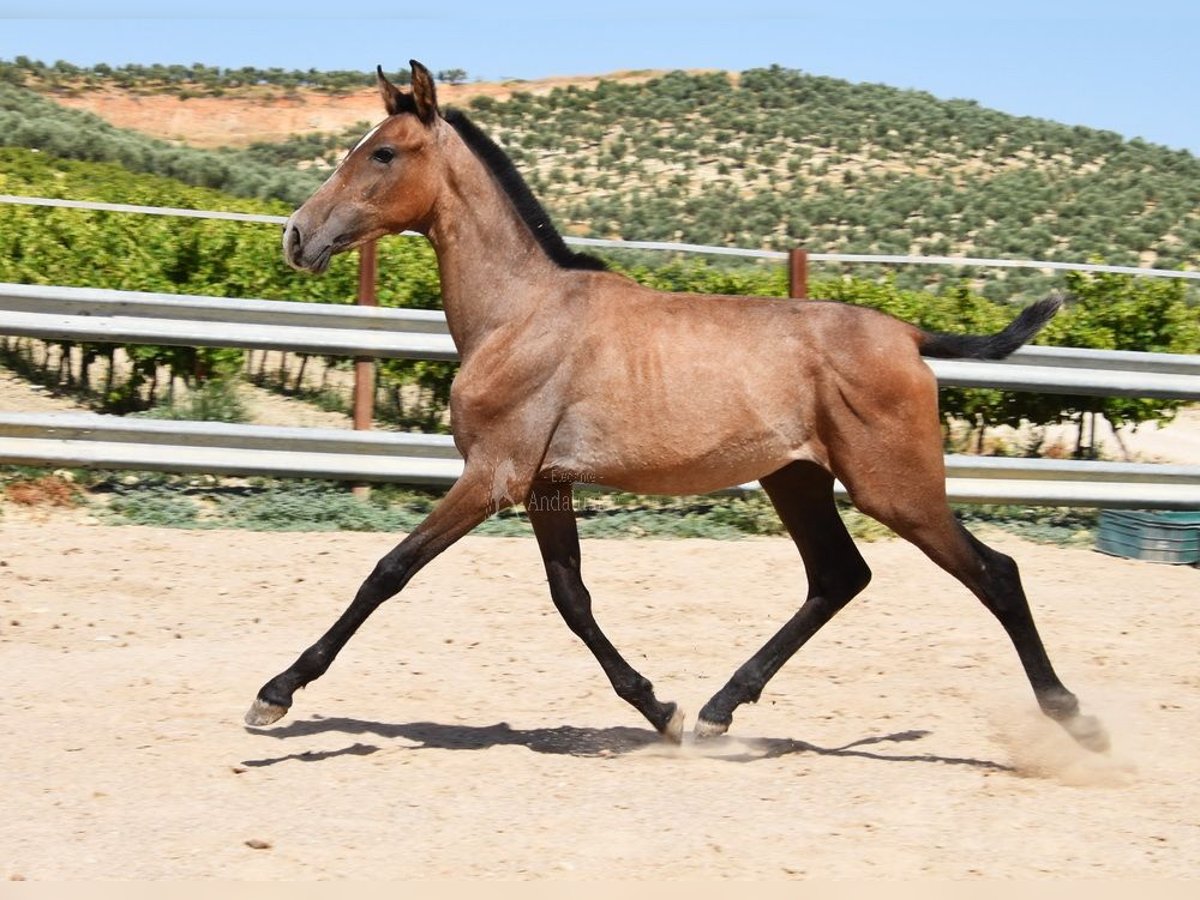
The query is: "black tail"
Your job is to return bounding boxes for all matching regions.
[918,294,1064,361]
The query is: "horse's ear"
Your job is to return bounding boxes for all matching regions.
[409,59,440,124]
[377,65,408,116]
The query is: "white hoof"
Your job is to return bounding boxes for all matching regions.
[662,705,686,744]
[693,717,729,740]
[244,698,288,727]
[1064,714,1111,754]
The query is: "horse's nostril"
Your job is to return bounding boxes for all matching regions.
[283,222,303,261]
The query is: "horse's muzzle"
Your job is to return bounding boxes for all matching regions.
[281,218,335,274]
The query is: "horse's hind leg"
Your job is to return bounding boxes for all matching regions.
[527,480,685,741]
[696,461,872,738]
[845,452,1110,753]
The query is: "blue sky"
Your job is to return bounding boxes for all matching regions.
[2,1,1198,153]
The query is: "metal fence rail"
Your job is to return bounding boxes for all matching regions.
[0,413,463,486]
[0,282,458,360]
[2,194,1197,510]
[4,282,1200,399]
[3,281,1198,507]
[2,412,1198,509]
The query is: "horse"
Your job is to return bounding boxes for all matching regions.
[246,60,1108,753]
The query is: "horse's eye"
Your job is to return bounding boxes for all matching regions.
[371,147,396,164]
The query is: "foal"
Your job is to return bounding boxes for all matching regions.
[247,61,1107,753]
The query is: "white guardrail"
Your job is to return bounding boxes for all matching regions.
[2,192,1199,508]
[2,282,1200,508]
[3,282,1199,399]
[0,412,1197,509]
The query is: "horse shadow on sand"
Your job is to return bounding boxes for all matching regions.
[241,716,1012,773]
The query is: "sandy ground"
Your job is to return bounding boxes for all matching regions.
[0,363,355,436]
[3,362,1200,880]
[0,504,1197,881]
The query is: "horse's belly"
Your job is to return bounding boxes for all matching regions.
[543,422,824,495]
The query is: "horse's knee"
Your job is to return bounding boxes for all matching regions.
[360,548,417,603]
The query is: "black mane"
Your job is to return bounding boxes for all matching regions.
[443,108,607,271]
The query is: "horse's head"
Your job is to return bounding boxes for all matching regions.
[282,60,443,273]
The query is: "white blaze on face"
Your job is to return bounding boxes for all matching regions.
[346,122,383,162]
[316,121,385,190]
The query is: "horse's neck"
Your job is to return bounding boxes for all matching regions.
[426,145,562,356]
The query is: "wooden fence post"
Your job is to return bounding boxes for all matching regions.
[788,248,809,299]
[353,240,378,432]
[352,241,378,498]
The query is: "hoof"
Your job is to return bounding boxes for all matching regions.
[1063,714,1111,754]
[244,697,289,727]
[693,717,729,740]
[660,704,686,744]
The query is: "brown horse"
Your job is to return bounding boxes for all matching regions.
[247,60,1108,753]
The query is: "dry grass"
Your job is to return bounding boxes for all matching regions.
[3,474,81,508]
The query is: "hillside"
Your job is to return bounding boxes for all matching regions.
[45,71,671,148]
[4,61,1200,300]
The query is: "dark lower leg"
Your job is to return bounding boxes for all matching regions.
[698,462,870,736]
[547,564,682,737]
[251,538,427,716]
[697,594,852,733]
[246,474,494,726]
[900,517,1107,752]
[953,528,1082,716]
[528,482,682,739]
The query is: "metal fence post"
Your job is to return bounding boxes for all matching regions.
[788,248,809,299]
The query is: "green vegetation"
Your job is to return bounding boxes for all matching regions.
[0,62,1193,542]
[813,272,1198,453]
[477,66,1198,299]
[0,147,448,416]
[955,504,1099,547]
[1,466,1093,545]
[1,60,1197,458]
[1,145,1196,445]
[3,61,1197,303]
[136,378,250,423]
[0,57,431,95]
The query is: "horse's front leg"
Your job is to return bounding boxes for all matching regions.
[527,480,685,742]
[245,461,524,726]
